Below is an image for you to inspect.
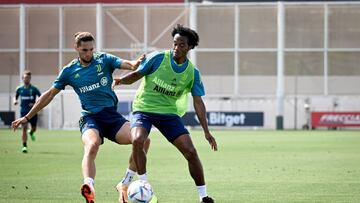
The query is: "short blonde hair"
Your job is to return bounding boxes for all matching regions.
[74,32,95,47]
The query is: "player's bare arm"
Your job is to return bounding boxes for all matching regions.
[13,92,19,105]
[13,97,18,105]
[112,71,144,89]
[11,87,60,130]
[193,96,218,151]
[120,54,145,70]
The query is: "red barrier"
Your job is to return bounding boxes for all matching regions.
[311,112,360,128]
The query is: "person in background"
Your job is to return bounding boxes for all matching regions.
[14,70,41,153]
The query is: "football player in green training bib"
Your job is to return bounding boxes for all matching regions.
[113,24,218,203]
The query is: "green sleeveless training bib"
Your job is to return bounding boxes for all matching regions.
[133,50,195,116]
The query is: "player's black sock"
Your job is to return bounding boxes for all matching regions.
[23,142,27,147]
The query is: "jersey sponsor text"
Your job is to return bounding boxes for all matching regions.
[79,83,100,93]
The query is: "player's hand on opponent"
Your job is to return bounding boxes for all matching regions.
[131,54,146,70]
[122,54,146,71]
[205,132,218,151]
[112,79,121,90]
[11,117,28,131]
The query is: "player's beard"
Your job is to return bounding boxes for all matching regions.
[80,56,92,64]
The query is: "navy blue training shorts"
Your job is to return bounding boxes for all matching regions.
[79,106,128,144]
[21,111,38,127]
[130,111,189,143]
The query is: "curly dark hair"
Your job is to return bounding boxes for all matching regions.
[171,24,199,49]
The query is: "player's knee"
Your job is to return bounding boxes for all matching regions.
[84,142,99,157]
[183,147,198,161]
[132,136,146,150]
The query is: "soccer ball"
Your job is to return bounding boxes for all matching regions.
[127,180,154,203]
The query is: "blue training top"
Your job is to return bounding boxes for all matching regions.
[15,84,41,114]
[138,50,205,96]
[53,52,122,115]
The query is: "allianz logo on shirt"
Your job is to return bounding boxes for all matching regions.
[152,76,175,91]
[79,77,108,93]
[21,96,34,100]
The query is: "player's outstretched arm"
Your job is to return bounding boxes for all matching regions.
[112,71,144,89]
[193,96,218,151]
[11,87,60,131]
[120,54,145,70]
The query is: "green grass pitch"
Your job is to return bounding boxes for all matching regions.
[1,129,360,203]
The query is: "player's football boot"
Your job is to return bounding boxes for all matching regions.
[29,131,36,141]
[80,183,95,203]
[201,196,214,203]
[115,183,128,203]
[22,146,28,153]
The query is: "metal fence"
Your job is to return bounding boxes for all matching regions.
[1,2,360,129]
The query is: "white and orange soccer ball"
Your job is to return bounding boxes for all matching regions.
[127,180,154,203]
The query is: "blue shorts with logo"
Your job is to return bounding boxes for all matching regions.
[20,111,38,127]
[79,106,128,144]
[130,111,189,143]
